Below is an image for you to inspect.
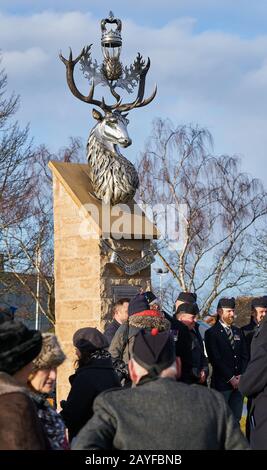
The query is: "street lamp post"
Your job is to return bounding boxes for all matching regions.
[154,268,168,304]
[35,244,41,330]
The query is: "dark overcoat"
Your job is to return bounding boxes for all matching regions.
[60,357,121,442]
[239,315,267,449]
[168,315,194,384]
[241,318,257,360]
[73,377,249,450]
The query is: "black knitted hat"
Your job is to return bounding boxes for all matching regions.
[132,329,175,375]
[176,302,199,316]
[217,297,235,309]
[176,292,197,303]
[251,297,267,309]
[0,320,42,375]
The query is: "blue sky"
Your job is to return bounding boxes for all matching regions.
[0,1,267,181]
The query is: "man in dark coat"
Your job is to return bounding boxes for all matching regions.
[167,313,193,384]
[239,312,267,449]
[169,291,199,383]
[104,298,130,345]
[176,303,209,385]
[241,296,267,439]
[73,329,249,450]
[205,297,248,423]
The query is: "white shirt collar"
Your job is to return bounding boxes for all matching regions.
[219,320,231,330]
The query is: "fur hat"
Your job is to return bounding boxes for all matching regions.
[0,320,42,375]
[132,329,175,375]
[73,327,108,353]
[32,333,66,371]
[128,293,150,316]
[217,297,235,310]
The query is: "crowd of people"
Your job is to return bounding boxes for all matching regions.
[0,290,267,450]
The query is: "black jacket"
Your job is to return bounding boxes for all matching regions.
[239,316,267,449]
[168,315,194,384]
[205,321,248,391]
[104,319,121,345]
[241,318,257,360]
[190,324,209,382]
[60,357,121,441]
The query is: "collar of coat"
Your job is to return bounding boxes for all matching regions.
[0,371,28,397]
[129,310,170,331]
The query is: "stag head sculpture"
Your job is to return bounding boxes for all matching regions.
[59,14,157,205]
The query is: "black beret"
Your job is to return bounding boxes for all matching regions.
[176,302,199,316]
[0,320,42,375]
[132,329,175,374]
[176,292,197,303]
[128,293,150,316]
[143,291,158,305]
[73,327,108,353]
[251,297,267,309]
[217,297,235,309]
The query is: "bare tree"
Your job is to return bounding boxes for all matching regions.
[0,58,84,325]
[1,137,83,325]
[0,64,36,233]
[137,118,267,315]
[249,229,267,290]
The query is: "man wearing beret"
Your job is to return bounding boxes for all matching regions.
[73,329,248,450]
[205,297,248,424]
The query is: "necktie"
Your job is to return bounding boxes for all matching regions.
[226,327,235,348]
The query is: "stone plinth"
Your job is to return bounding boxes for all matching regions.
[49,161,157,405]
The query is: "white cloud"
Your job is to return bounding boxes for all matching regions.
[3,47,49,79]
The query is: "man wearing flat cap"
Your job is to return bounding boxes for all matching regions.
[205,297,248,424]
[73,329,248,450]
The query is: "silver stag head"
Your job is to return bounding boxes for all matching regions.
[90,109,131,153]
